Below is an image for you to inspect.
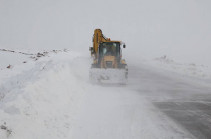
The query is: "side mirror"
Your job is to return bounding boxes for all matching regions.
[123,44,126,48]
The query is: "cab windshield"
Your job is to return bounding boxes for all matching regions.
[99,42,120,56]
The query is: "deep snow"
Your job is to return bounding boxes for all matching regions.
[1,50,211,138]
[0,50,87,138]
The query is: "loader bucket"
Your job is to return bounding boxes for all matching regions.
[89,68,128,84]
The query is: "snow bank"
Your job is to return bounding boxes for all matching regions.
[152,55,211,79]
[0,51,90,138]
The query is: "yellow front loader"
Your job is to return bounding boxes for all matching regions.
[89,29,128,84]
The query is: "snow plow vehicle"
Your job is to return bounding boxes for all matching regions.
[89,29,128,84]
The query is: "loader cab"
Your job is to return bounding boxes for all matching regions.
[98,42,121,67]
[99,42,120,57]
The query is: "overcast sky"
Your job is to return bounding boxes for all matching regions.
[0,0,211,65]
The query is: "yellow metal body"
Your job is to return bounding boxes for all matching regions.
[101,56,118,69]
[92,29,121,55]
[91,29,126,69]
[89,29,128,83]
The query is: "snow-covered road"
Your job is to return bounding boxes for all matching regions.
[0,51,211,139]
[129,64,211,139]
[70,79,193,139]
